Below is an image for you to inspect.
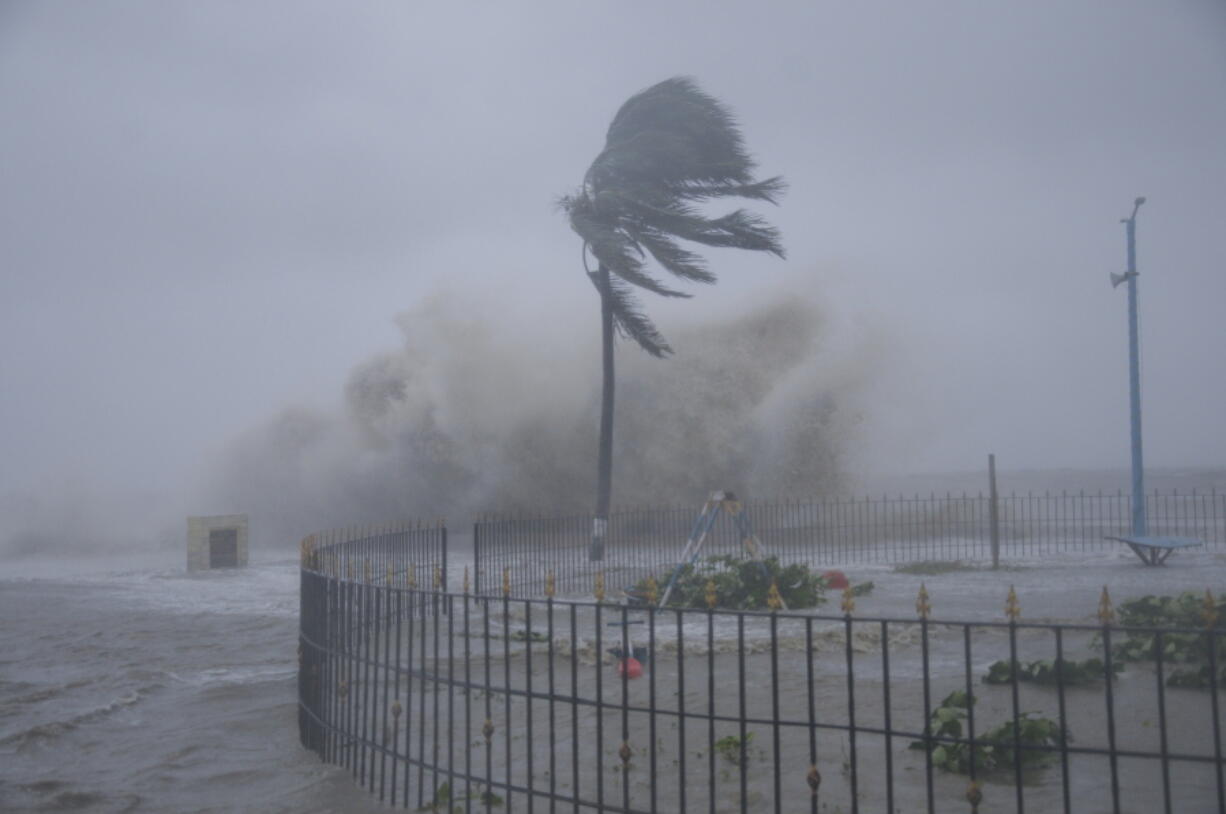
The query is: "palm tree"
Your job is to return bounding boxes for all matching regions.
[560,76,786,561]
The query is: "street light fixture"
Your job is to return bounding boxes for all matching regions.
[1105,198,1205,564]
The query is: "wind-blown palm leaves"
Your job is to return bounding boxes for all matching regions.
[560,77,785,559]
[561,76,786,357]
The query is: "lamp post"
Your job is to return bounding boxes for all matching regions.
[1110,196,1147,536]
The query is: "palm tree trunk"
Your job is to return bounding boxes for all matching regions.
[592,263,614,561]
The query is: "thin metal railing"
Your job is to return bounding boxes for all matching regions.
[473,490,1225,597]
[300,537,1226,813]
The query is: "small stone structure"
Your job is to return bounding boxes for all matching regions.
[187,514,249,571]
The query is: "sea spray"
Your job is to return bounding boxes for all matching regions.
[205,291,869,546]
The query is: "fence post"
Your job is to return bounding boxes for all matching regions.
[472,521,481,596]
[989,454,1001,570]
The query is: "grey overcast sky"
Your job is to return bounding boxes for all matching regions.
[2,1,1224,507]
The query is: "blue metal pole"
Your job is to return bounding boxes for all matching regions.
[1118,198,1147,535]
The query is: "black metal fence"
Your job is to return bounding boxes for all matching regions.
[299,529,1226,813]
[299,523,449,588]
[475,490,1226,597]
[298,524,448,767]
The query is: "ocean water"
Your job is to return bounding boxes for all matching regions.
[0,557,386,814]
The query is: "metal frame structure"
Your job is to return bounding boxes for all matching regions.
[656,491,777,609]
[1106,534,1203,565]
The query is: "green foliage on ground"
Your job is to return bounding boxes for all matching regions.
[910,691,1068,775]
[415,781,455,812]
[1116,591,1225,629]
[714,732,754,765]
[417,782,503,812]
[636,554,828,610]
[1096,590,1226,688]
[510,629,548,643]
[983,657,1121,686]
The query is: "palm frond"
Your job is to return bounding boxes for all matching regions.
[670,175,788,205]
[567,199,689,298]
[562,76,785,358]
[627,227,716,284]
[585,77,765,198]
[598,192,786,258]
[599,77,756,188]
[589,271,673,358]
[705,209,786,256]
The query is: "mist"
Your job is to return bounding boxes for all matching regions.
[199,283,883,548]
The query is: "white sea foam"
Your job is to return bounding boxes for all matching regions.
[164,665,297,688]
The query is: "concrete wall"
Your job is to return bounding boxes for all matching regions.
[187,514,249,571]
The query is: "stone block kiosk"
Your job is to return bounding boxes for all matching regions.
[187,514,249,571]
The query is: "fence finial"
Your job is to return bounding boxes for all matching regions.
[806,764,821,796]
[545,570,556,599]
[705,579,719,610]
[1098,585,1115,626]
[1203,589,1219,629]
[966,780,983,812]
[916,583,931,619]
[594,571,606,603]
[841,585,856,615]
[502,567,511,598]
[767,579,784,611]
[1005,585,1021,622]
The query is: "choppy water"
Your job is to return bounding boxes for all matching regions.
[0,558,386,814]
[2,536,1223,812]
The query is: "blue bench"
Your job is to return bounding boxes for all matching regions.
[1105,535,1203,566]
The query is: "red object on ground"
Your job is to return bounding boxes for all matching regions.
[618,657,643,679]
[823,570,849,590]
